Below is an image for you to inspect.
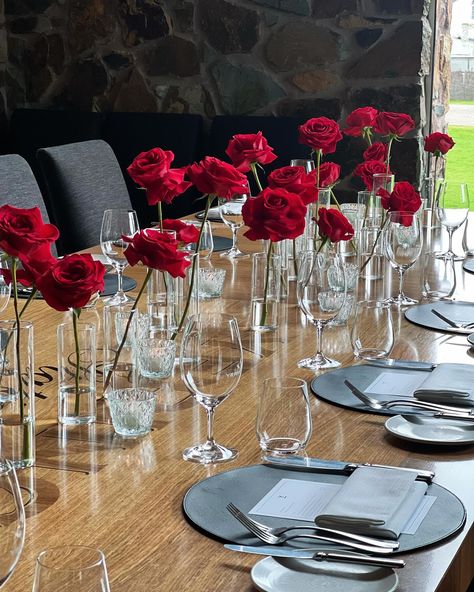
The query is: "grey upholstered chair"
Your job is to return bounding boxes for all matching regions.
[37,139,133,254]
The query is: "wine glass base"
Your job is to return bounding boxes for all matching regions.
[220,248,249,259]
[435,251,464,262]
[183,442,238,464]
[385,294,418,307]
[297,355,341,371]
[102,292,135,306]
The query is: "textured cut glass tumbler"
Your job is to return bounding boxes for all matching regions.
[108,388,156,437]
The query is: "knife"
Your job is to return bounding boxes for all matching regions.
[224,544,406,569]
[363,359,436,371]
[262,455,434,483]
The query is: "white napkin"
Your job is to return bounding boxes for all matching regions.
[414,363,474,405]
[315,466,428,539]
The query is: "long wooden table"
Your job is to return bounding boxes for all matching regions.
[2,224,474,591]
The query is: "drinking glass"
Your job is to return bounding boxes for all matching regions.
[435,182,470,260]
[351,300,394,359]
[297,250,346,370]
[100,208,139,305]
[180,313,243,463]
[384,211,423,306]
[289,159,315,172]
[32,546,110,591]
[218,194,249,258]
[0,257,10,314]
[372,173,394,196]
[0,459,25,587]
[256,377,312,455]
[184,220,214,259]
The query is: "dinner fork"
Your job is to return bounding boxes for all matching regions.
[226,503,398,550]
[344,380,474,417]
[226,503,394,554]
[431,309,474,330]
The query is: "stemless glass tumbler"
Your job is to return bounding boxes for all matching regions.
[351,300,394,360]
[180,313,243,464]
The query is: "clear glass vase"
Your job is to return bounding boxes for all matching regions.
[251,251,281,332]
[0,320,35,469]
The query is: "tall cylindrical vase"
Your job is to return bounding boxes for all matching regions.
[58,322,96,425]
[251,251,281,332]
[103,304,138,396]
[172,252,200,336]
[0,320,35,469]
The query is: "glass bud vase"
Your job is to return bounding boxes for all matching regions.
[251,251,281,332]
[0,320,35,469]
[172,252,200,336]
[58,322,96,425]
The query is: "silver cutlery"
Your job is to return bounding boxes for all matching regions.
[226,502,394,554]
[363,359,436,372]
[431,309,474,331]
[224,544,406,568]
[344,379,474,416]
[262,454,435,482]
[226,503,399,550]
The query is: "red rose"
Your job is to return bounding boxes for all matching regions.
[268,166,318,205]
[379,181,422,223]
[343,107,378,137]
[318,162,341,188]
[298,117,343,154]
[187,156,248,199]
[363,142,388,162]
[317,208,354,243]
[162,219,200,245]
[242,188,306,242]
[225,131,277,173]
[123,229,191,278]
[424,132,455,156]
[127,148,174,189]
[0,205,59,258]
[1,243,57,287]
[373,111,415,137]
[146,168,192,205]
[36,254,106,312]
[353,160,390,190]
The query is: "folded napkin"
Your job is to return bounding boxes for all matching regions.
[414,363,474,406]
[315,466,428,539]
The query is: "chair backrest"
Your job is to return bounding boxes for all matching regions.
[37,140,132,254]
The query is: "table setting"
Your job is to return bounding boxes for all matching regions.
[0,110,474,592]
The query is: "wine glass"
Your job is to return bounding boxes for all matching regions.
[435,182,470,260]
[0,256,11,314]
[384,211,423,306]
[219,193,249,258]
[0,458,25,587]
[32,546,110,591]
[297,250,346,370]
[290,159,315,173]
[100,209,139,305]
[180,313,243,464]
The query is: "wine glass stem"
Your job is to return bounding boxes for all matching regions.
[115,266,125,296]
[206,406,216,445]
[397,267,405,297]
[315,322,324,358]
[447,228,454,255]
[231,227,238,250]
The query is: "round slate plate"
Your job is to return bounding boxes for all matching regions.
[463,259,474,274]
[182,464,466,554]
[405,301,474,334]
[17,273,136,299]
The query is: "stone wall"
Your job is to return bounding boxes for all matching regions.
[1,0,436,186]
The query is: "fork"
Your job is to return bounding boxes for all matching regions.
[226,503,395,554]
[344,380,474,417]
[431,309,474,330]
[226,503,398,550]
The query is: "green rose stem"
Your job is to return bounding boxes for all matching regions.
[171,194,212,341]
[292,239,298,278]
[72,310,82,416]
[260,241,273,327]
[359,215,388,273]
[103,268,153,393]
[385,135,395,176]
[250,163,263,192]
[157,202,163,232]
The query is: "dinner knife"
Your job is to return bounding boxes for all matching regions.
[262,455,435,482]
[224,544,406,569]
[363,359,436,371]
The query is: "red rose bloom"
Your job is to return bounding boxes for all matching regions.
[268,166,318,205]
[379,181,422,225]
[318,162,341,188]
[343,107,378,137]
[317,208,354,243]
[363,142,388,162]
[424,132,455,156]
[373,112,415,138]
[242,188,306,242]
[225,131,277,173]
[123,229,191,278]
[0,205,59,258]
[298,117,343,155]
[127,148,174,189]
[187,156,248,199]
[146,168,192,205]
[1,243,57,287]
[162,219,200,245]
[354,160,389,190]
[36,254,106,312]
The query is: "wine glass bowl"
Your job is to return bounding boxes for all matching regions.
[219,194,249,258]
[100,209,139,306]
[180,313,243,464]
[435,182,469,261]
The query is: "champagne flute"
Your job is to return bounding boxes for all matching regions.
[297,250,346,370]
[0,256,11,314]
[32,546,110,591]
[435,182,470,260]
[180,313,243,464]
[219,193,249,258]
[384,211,423,306]
[0,459,25,587]
[100,209,139,306]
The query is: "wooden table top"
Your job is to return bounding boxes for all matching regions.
[2,222,474,592]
